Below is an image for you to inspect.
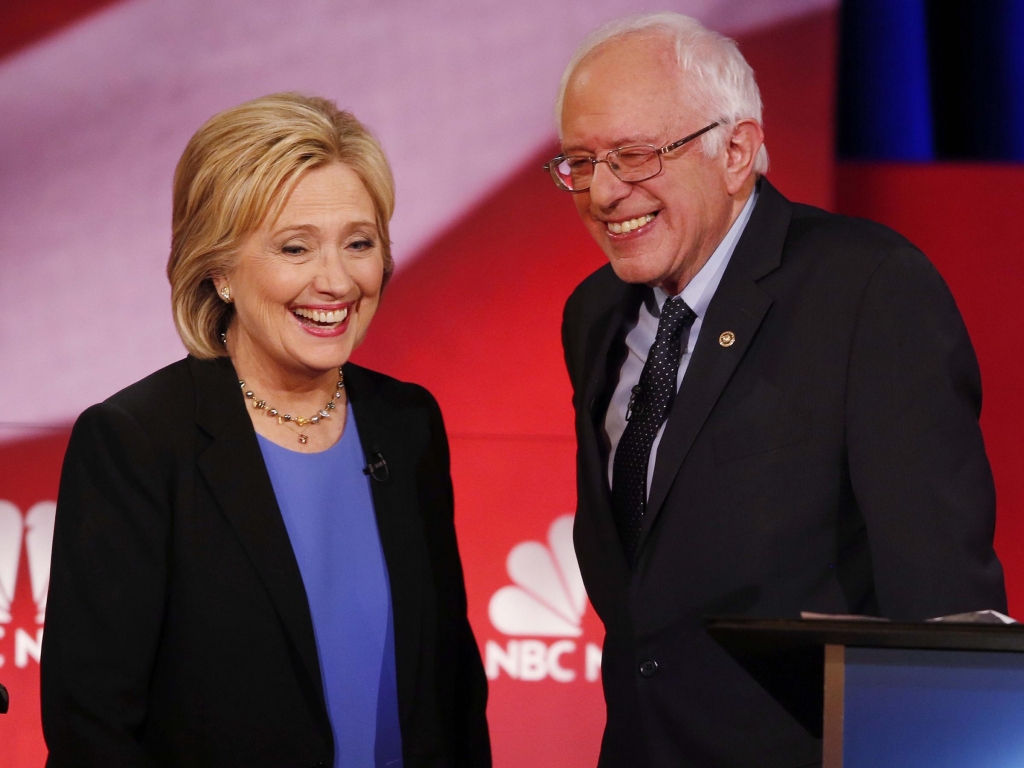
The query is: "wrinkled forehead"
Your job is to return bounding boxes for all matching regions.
[560,33,697,152]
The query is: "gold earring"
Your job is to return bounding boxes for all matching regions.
[220,286,232,302]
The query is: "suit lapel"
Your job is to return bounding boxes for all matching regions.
[641,181,793,546]
[581,285,642,414]
[190,357,328,722]
[344,364,424,727]
[578,280,645,577]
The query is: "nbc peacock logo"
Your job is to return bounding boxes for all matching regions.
[485,515,602,683]
[0,500,55,668]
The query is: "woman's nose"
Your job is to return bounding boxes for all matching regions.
[313,250,355,297]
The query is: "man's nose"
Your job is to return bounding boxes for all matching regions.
[588,160,632,208]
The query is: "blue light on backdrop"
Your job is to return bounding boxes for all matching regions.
[838,0,1024,160]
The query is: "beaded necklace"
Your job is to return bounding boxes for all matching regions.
[239,367,345,445]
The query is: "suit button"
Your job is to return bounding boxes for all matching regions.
[639,659,658,678]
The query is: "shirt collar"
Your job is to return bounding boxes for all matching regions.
[652,187,759,317]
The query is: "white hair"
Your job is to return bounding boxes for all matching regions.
[555,12,769,175]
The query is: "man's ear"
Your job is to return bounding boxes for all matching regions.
[723,118,764,195]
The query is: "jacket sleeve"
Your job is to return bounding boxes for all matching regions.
[845,247,1007,620]
[41,402,169,768]
[420,393,492,766]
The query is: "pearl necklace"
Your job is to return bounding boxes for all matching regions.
[239,367,345,444]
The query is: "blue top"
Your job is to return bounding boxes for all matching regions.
[257,405,403,768]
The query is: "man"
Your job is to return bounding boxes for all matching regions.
[554,13,1006,768]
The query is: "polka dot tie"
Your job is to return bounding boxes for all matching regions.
[611,297,697,567]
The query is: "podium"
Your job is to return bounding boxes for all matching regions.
[707,617,1024,767]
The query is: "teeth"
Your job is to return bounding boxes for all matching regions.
[293,307,349,325]
[606,213,655,234]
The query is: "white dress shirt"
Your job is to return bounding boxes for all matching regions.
[604,189,759,493]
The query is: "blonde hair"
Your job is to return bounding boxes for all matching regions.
[555,12,769,175]
[168,92,396,359]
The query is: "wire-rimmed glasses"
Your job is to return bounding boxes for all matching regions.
[544,122,720,192]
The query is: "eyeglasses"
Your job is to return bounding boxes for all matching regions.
[544,122,720,192]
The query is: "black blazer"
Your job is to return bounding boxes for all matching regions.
[562,180,1006,768]
[41,356,490,768]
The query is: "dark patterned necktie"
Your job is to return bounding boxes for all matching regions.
[611,297,697,566]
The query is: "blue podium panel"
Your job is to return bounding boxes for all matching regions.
[844,647,1024,768]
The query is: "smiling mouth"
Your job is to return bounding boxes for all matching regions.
[292,306,349,329]
[605,212,657,234]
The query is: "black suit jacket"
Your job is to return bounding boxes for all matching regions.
[41,356,490,768]
[562,180,1006,768]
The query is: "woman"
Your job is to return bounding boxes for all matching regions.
[41,93,490,768]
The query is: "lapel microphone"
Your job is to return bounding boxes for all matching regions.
[363,447,388,482]
[626,384,644,421]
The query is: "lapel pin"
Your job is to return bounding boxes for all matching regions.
[719,331,736,348]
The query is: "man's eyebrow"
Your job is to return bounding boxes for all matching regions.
[562,135,660,154]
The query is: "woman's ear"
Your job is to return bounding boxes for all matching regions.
[211,274,232,303]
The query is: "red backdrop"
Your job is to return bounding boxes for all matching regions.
[3,6,1024,768]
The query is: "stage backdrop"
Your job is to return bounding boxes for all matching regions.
[2,2,1022,767]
